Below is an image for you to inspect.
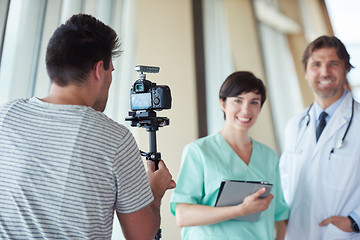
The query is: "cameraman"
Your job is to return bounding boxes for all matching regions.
[0,14,175,240]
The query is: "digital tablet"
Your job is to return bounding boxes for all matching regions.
[214,180,273,221]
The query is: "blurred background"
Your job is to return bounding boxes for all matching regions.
[0,0,359,239]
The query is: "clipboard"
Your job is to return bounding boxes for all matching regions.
[214,180,273,221]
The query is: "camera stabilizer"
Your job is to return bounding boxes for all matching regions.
[126,110,169,169]
[125,65,171,240]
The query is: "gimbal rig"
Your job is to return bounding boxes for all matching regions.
[125,65,171,240]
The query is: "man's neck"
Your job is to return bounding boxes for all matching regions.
[315,90,345,110]
[41,84,90,107]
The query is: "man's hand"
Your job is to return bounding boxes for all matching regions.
[319,216,352,232]
[147,160,176,201]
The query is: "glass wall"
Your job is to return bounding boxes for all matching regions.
[0,0,135,127]
[254,0,304,151]
[326,0,360,102]
[201,0,304,152]
[0,1,135,238]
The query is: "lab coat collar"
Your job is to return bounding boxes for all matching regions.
[313,90,348,123]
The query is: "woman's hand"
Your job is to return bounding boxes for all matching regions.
[176,187,273,227]
[239,187,273,216]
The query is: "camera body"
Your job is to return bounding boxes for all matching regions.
[130,65,172,111]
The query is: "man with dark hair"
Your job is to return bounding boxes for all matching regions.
[280,35,360,239]
[0,14,175,240]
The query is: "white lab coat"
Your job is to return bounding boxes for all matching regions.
[280,92,360,240]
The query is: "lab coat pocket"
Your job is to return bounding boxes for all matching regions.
[324,223,358,240]
[325,153,357,191]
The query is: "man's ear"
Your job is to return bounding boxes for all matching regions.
[93,60,104,82]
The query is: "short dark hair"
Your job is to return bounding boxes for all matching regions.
[45,14,121,86]
[219,71,266,118]
[302,35,353,72]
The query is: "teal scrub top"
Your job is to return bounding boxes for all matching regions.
[170,133,289,240]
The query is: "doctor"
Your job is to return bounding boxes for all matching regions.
[280,35,360,239]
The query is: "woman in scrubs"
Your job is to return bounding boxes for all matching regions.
[170,71,289,240]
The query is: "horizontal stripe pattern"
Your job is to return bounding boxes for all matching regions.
[0,98,153,239]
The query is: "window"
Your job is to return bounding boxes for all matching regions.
[326,0,360,102]
[0,1,136,238]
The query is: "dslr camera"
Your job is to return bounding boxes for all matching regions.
[130,65,172,111]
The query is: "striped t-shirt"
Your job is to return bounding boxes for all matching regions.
[0,97,153,239]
